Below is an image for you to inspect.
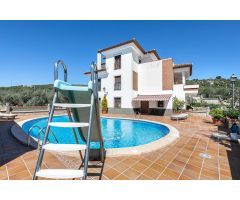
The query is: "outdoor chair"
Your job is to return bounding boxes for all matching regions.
[171,113,188,120]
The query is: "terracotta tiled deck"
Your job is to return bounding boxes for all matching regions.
[1,113,240,180]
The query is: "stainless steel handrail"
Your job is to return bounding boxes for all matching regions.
[38,127,59,144]
[54,60,68,82]
[27,125,59,147]
[27,125,42,146]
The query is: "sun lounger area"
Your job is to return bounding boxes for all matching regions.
[0,113,17,120]
[171,113,188,120]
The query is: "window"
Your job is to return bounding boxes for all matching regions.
[138,56,142,64]
[98,79,101,91]
[114,97,121,108]
[132,71,138,91]
[114,55,121,70]
[157,101,164,108]
[101,63,106,69]
[114,76,121,90]
[174,72,183,84]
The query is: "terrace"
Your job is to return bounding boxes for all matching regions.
[1,112,239,180]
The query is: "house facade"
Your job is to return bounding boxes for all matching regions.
[85,39,199,115]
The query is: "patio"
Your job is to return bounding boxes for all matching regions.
[0,113,239,180]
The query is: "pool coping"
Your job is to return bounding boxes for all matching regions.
[14,115,179,157]
[104,116,179,157]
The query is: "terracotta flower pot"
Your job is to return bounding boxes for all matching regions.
[212,118,220,125]
[102,109,107,114]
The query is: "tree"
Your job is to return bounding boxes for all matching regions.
[25,90,49,106]
[20,91,32,104]
[216,76,222,80]
[3,94,20,106]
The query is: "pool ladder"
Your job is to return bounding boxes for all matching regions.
[32,60,97,180]
[27,125,59,148]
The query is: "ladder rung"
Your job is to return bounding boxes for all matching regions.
[87,172,101,176]
[54,103,91,108]
[87,165,103,168]
[36,169,84,179]
[48,122,89,128]
[43,144,86,152]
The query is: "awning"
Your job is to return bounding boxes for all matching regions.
[132,94,172,102]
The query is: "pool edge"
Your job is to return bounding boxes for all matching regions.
[104,116,179,157]
[16,115,180,157]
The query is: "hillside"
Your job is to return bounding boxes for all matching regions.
[187,76,240,101]
[0,76,239,106]
[0,84,54,106]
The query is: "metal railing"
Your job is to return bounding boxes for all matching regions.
[27,125,59,148]
[54,60,68,82]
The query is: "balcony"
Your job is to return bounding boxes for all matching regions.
[184,84,199,95]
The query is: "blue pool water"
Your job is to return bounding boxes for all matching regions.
[22,116,170,149]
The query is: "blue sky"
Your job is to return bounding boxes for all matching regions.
[0,21,239,86]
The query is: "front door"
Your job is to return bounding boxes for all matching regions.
[141,101,149,114]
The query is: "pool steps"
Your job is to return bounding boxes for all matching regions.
[48,122,89,128]
[43,144,86,151]
[36,169,84,179]
[54,103,91,108]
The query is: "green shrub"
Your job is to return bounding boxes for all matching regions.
[173,97,185,112]
[225,109,239,119]
[3,94,21,106]
[20,91,32,104]
[101,95,108,111]
[191,101,208,107]
[208,104,221,110]
[25,96,47,106]
[209,108,224,120]
[190,102,221,109]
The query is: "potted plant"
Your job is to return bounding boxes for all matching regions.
[173,97,185,113]
[226,109,239,120]
[101,95,108,114]
[209,108,224,125]
[224,108,240,128]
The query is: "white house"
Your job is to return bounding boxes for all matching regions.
[85,39,199,115]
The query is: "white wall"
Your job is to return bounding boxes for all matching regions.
[173,84,185,100]
[172,84,186,109]
[138,60,163,94]
[99,52,133,109]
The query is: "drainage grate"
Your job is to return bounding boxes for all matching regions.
[199,153,211,159]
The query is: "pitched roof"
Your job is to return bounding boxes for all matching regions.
[98,38,160,60]
[174,63,192,75]
[145,49,161,60]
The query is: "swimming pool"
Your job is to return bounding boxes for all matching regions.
[22,116,170,149]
